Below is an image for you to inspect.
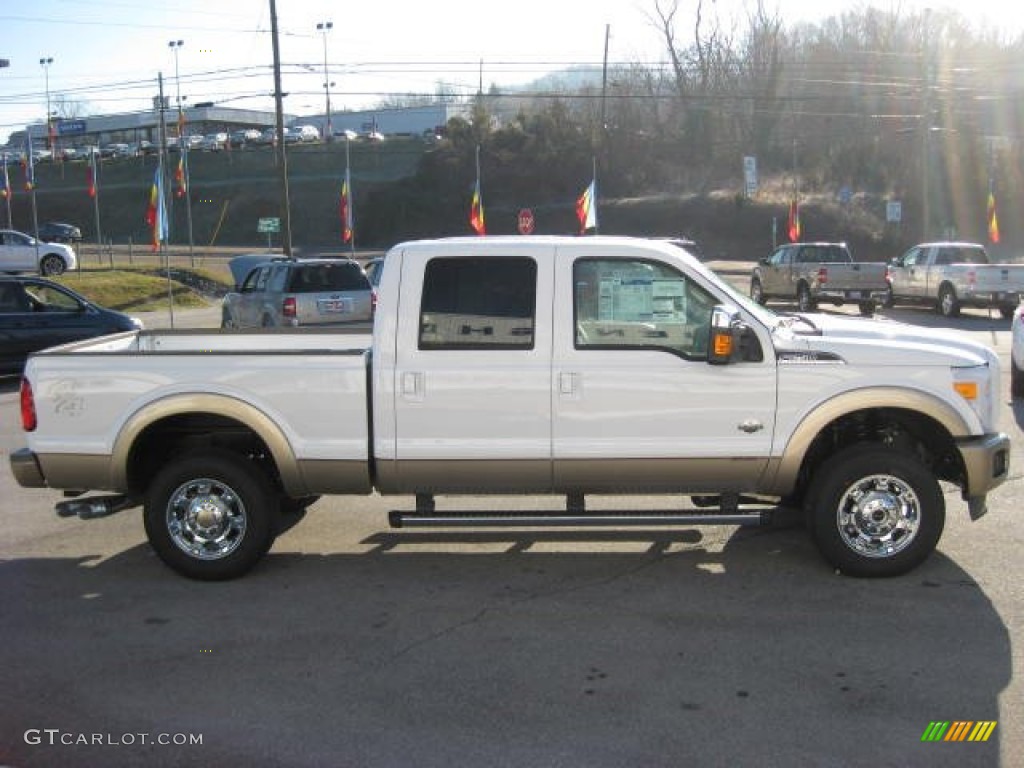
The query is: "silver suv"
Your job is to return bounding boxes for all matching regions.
[222,256,374,329]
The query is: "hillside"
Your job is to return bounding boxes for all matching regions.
[9,140,921,262]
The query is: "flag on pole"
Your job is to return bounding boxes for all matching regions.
[576,179,597,234]
[86,152,97,198]
[174,152,186,198]
[787,199,801,242]
[469,179,486,235]
[987,186,1000,244]
[1,161,10,201]
[23,135,35,191]
[145,163,167,251]
[340,168,353,243]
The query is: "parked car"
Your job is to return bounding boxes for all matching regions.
[200,132,229,151]
[253,128,277,146]
[229,129,262,148]
[281,127,303,145]
[37,221,83,244]
[292,124,320,142]
[750,241,888,315]
[1012,302,1024,398]
[0,229,77,276]
[0,276,142,375]
[221,256,375,329]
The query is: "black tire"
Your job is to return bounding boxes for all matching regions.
[220,309,235,329]
[804,444,944,577]
[1012,357,1024,398]
[858,300,875,317]
[261,314,275,328]
[881,285,894,308]
[938,285,960,318]
[797,282,816,312]
[999,304,1015,320]
[40,254,66,276]
[144,450,278,580]
[750,278,766,305]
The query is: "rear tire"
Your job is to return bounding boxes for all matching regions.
[858,300,875,316]
[938,285,960,318]
[144,450,277,580]
[797,283,816,312]
[804,444,944,577]
[750,278,766,305]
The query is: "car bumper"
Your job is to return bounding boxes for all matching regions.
[10,447,46,488]
[958,432,1011,520]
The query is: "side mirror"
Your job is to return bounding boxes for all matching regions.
[759,257,769,266]
[707,304,744,365]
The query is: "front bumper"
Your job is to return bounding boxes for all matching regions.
[958,432,1011,520]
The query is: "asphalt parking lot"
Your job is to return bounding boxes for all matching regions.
[1,296,1022,767]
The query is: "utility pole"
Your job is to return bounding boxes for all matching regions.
[920,8,931,241]
[270,0,293,257]
[317,21,333,141]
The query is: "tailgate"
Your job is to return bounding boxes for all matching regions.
[819,263,887,290]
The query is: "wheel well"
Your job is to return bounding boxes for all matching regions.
[793,407,964,502]
[126,413,282,497]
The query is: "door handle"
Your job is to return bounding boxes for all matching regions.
[559,372,578,396]
[402,371,423,397]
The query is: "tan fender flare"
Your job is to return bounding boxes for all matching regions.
[110,393,302,494]
[763,386,973,494]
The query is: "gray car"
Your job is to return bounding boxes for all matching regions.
[221,256,374,329]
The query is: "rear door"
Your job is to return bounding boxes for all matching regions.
[760,245,792,296]
[234,266,271,327]
[388,245,554,493]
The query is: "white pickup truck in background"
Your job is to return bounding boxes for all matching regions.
[885,241,1024,318]
[11,236,1010,581]
[749,241,888,315]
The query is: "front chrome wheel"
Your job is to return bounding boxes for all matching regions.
[834,474,920,559]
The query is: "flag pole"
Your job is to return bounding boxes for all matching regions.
[183,143,195,266]
[346,135,355,257]
[91,151,101,272]
[592,155,598,234]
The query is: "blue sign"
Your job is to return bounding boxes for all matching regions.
[57,120,87,136]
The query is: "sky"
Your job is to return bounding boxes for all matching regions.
[2,0,1022,146]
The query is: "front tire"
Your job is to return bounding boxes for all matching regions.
[804,444,944,577]
[797,282,816,312]
[1012,356,1024,398]
[750,278,766,305]
[858,300,875,317]
[40,254,66,276]
[144,450,277,580]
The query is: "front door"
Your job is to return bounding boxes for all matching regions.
[552,251,777,492]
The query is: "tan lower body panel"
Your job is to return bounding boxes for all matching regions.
[373,457,771,496]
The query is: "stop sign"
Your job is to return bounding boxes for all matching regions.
[517,208,535,235]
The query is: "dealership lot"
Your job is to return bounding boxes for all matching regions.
[1,303,1022,767]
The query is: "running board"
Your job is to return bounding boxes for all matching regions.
[388,509,772,529]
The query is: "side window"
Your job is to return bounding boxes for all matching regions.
[574,258,716,359]
[240,268,262,292]
[934,249,953,266]
[268,265,288,292]
[769,248,789,266]
[254,267,270,291]
[24,283,81,311]
[901,249,919,267]
[419,256,536,349]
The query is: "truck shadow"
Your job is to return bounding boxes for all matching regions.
[0,523,1009,767]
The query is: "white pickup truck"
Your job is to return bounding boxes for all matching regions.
[11,236,1010,581]
[885,241,1024,318]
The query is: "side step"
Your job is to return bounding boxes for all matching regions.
[389,508,772,529]
[56,495,135,520]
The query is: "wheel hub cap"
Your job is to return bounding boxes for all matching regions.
[166,480,247,560]
[837,475,920,558]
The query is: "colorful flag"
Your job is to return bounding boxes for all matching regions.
[1,161,10,200]
[86,153,97,198]
[469,179,485,235]
[145,164,167,251]
[987,187,1000,244]
[340,168,353,243]
[576,179,597,234]
[787,199,801,242]
[23,135,35,191]
[174,153,186,198]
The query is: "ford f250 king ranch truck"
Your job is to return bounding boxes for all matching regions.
[749,241,888,315]
[884,241,1024,318]
[11,236,1010,581]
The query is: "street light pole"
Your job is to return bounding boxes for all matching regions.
[317,21,333,141]
[39,57,53,155]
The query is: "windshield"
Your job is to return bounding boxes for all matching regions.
[685,257,779,328]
